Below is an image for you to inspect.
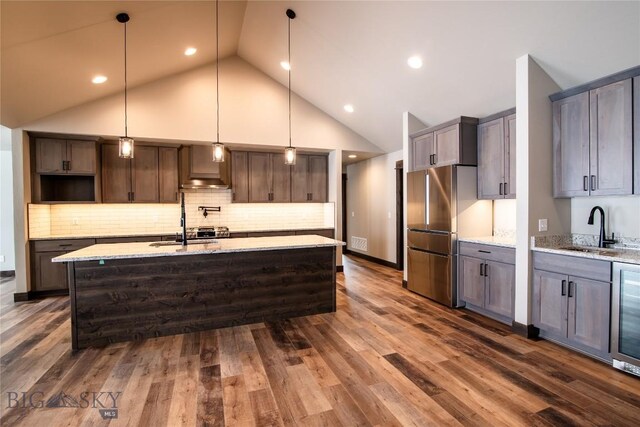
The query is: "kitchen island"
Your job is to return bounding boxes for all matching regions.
[53,235,344,350]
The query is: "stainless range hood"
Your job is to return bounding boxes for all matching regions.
[179,145,231,189]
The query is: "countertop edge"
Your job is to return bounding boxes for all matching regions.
[457,237,516,248]
[531,246,640,265]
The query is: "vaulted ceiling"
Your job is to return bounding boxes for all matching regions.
[2,1,639,153]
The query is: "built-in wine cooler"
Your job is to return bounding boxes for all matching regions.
[611,262,640,377]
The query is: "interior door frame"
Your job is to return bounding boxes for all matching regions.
[396,160,404,270]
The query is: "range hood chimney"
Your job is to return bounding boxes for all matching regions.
[179,145,231,189]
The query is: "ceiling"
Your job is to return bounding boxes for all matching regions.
[2,1,639,154]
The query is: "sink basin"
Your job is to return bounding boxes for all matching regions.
[149,240,218,247]
[558,246,620,257]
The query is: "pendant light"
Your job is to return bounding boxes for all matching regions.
[212,0,225,162]
[116,13,134,159]
[284,9,296,166]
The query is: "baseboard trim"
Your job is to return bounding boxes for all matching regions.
[511,321,540,339]
[402,280,407,289]
[1,270,16,278]
[336,265,344,273]
[346,251,397,269]
[14,289,69,302]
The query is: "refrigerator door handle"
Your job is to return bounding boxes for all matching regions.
[425,173,430,225]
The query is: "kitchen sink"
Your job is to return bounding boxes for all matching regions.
[558,246,620,257]
[149,240,219,247]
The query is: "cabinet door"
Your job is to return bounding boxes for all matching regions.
[460,256,485,307]
[248,152,271,202]
[434,124,459,167]
[158,147,179,203]
[308,155,328,202]
[553,92,590,197]
[412,133,433,171]
[532,270,568,339]
[504,114,516,198]
[190,145,222,179]
[589,79,633,196]
[231,151,249,203]
[567,277,611,354]
[35,138,66,174]
[101,144,131,203]
[66,140,96,175]
[477,118,505,199]
[291,154,309,202]
[484,260,514,319]
[34,251,68,291]
[634,77,640,194]
[131,146,159,203]
[271,154,292,202]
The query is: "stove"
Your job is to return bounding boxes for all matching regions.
[183,226,230,240]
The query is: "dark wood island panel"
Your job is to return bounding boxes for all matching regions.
[67,247,336,350]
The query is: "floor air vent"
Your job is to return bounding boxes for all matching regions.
[351,236,368,252]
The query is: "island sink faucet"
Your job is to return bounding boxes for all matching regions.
[587,206,615,248]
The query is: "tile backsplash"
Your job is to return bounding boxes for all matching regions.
[29,189,335,238]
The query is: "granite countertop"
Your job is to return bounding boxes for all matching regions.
[531,245,640,265]
[458,236,516,248]
[52,235,346,263]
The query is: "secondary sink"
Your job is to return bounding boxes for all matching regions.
[558,246,620,257]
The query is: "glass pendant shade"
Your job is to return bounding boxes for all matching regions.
[212,143,225,162]
[119,137,134,159]
[284,147,296,165]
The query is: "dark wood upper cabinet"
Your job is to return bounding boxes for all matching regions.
[131,146,159,203]
[552,75,634,198]
[589,79,633,196]
[35,138,96,175]
[101,143,131,203]
[270,154,292,203]
[248,152,271,202]
[291,154,328,203]
[635,77,640,194]
[409,117,478,171]
[231,151,249,203]
[477,109,516,200]
[158,147,179,203]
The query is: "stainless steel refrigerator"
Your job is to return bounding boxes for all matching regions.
[407,165,492,307]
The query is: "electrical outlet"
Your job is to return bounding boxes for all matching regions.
[538,218,548,232]
[351,211,355,217]
[0,255,5,263]
[388,212,392,219]
[72,217,79,225]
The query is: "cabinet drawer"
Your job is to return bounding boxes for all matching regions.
[96,236,160,244]
[33,239,95,252]
[459,242,515,264]
[533,251,611,282]
[295,229,334,238]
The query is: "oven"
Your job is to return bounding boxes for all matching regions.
[611,262,640,377]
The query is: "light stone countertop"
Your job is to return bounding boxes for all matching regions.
[52,235,345,263]
[531,245,640,265]
[458,236,516,248]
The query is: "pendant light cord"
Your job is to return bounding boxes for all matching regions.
[287,14,292,149]
[124,20,128,138]
[216,0,220,144]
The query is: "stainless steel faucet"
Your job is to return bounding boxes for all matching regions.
[587,206,615,248]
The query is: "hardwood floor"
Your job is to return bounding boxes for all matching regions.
[1,256,639,426]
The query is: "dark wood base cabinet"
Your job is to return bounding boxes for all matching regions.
[68,247,336,350]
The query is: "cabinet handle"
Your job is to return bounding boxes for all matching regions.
[430,154,434,165]
[480,263,484,277]
[433,154,437,165]
[583,176,588,192]
[590,175,596,192]
[175,192,178,201]
[131,192,135,202]
[484,263,489,277]
[504,182,508,195]
[568,281,574,298]
[499,183,503,195]
[561,279,567,296]
[232,192,236,201]
[58,244,72,247]
[66,161,71,171]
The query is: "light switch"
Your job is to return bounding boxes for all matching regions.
[538,219,548,232]
[72,217,79,225]
[351,212,355,217]
[0,255,5,263]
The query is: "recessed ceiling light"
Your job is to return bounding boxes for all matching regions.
[92,75,108,84]
[280,61,291,70]
[348,154,357,159]
[344,104,354,113]
[184,47,197,56]
[407,56,423,69]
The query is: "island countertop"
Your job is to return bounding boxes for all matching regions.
[53,235,345,263]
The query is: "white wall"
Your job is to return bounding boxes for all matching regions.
[346,150,403,263]
[0,126,15,271]
[24,56,382,154]
[571,196,640,239]
[515,55,571,325]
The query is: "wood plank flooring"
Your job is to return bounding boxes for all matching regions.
[1,256,639,426]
